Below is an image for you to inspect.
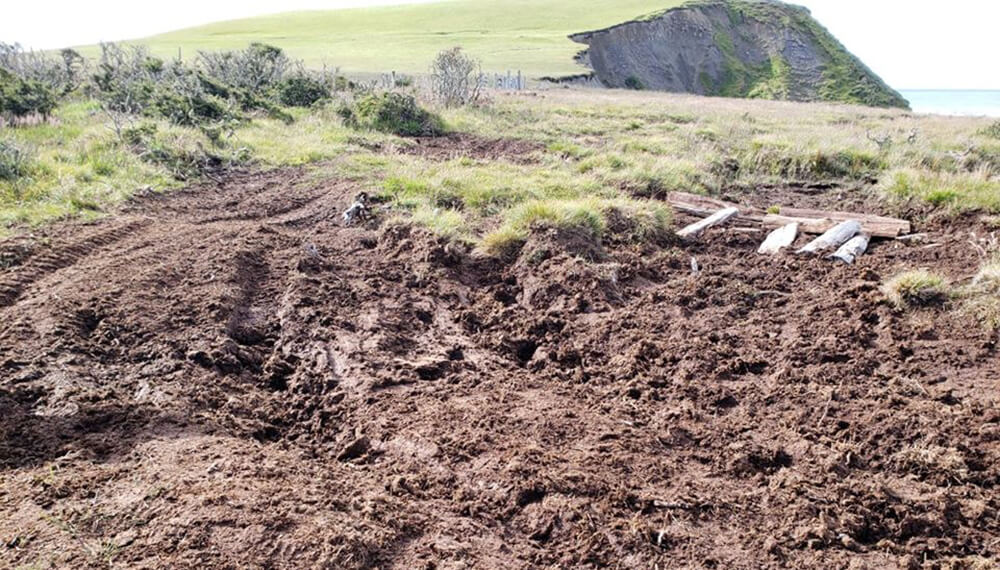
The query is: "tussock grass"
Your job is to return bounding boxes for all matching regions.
[959,260,1000,331]
[880,168,1000,213]
[882,269,948,309]
[407,205,468,240]
[479,197,671,257]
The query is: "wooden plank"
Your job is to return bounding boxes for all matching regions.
[758,223,799,254]
[763,214,905,238]
[797,220,861,255]
[677,207,740,239]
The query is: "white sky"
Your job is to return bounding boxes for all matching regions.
[2,0,997,89]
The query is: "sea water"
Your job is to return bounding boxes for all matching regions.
[899,90,1000,117]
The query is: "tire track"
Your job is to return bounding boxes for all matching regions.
[0,218,152,308]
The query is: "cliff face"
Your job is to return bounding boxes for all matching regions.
[569,0,909,109]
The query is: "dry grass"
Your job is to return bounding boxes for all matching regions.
[960,259,1000,331]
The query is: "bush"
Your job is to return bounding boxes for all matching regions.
[0,42,86,94]
[882,269,948,309]
[198,43,292,95]
[92,43,163,114]
[277,74,330,107]
[624,76,645,90]
[340,92,444,137]
[0,138,33,181]
[0,69,58,120]
[430,47,482,108]
[981,120,1000,140]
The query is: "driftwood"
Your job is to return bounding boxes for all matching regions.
[666,191,910,238]
[677,207,740,239]
[763,210,908,238]
[758,223,799,255]
[829,234,871,264]
[797,220,861,255]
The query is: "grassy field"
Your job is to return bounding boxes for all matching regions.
[4,86,999,239]
[76,0,682,77]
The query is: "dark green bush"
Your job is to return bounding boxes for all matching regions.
[0,68,58,120]
[151,88,236,126]
[339,92,444,137]
[277,74,330,107]
[624,76,645,91]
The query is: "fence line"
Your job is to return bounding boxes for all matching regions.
[373,70,527,91]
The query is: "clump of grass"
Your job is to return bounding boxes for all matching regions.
[732,143,883,182]
[882,269,948,309]
[960,260,1000,331]
[547,140,592,160]
[408,205,468,240]
[479,197,671,257]
[880,168,1000,213]
[0,138,33,181]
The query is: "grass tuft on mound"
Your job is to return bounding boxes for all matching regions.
[882,270,948,310]
[479,197,671,258]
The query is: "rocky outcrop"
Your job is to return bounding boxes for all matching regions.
[569,0,908,109]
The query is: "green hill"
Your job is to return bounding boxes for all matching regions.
[86,0,683,77]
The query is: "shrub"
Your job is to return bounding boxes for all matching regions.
[882,269,948,309]
[340,92,444,137]
[0,68,58,120]
[980,120,1000,140]
[277,74,330,107]
[430,47,482,108]
[624,76,645,90]
[0,42,85,94]
[92,43,162,114]
[198,43,292,95]
[0,138,33,181]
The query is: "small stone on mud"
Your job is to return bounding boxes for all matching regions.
[337,436,371,462]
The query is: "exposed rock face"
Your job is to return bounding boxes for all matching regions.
[569,0,908,109]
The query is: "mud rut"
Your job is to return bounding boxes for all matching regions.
[1,167,998,569]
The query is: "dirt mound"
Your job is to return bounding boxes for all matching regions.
[1,169,998,569]
[395,133,543,163]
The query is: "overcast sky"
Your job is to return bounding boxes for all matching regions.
[2,0,997,90]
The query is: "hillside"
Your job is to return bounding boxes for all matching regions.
[88,0,684,77]
[571,0,909,108]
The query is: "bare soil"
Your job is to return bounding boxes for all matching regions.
[394,133,544,163]
[1,167,998,569]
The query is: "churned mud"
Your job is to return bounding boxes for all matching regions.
[1,167,998,569]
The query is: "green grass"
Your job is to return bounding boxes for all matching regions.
[3,83,998,249]
[77,0,683,78]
